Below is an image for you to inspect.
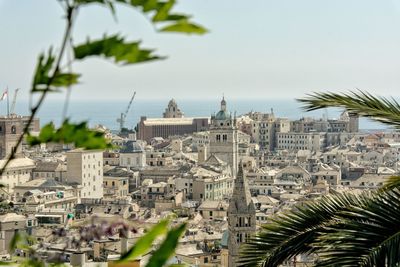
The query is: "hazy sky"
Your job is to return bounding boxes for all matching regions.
[1,0,400,102]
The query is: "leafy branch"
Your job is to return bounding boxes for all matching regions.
[0,0,207,176]
[0,3,77,176]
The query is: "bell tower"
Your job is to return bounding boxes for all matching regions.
[227,163,256,267]
[209,97,238,176]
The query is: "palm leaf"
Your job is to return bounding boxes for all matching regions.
[238,192,371,267]
[297,90,400,128]
[315,188,400,267]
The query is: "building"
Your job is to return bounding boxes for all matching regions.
[209,97,239,176]
[276,132,326,152]
[0,213,28,254]
[103,176,129,199]
[32,161,66,182]
[227,163,256,267]
[0,115,40,159]
[119,141,146,169]
[137,117,209,143]
[163,99,184,118]
[137,100,209,142]
[0,157,35,197]
[66,149,103,199]
[248,112,290,151]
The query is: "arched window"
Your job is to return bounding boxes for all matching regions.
[11,125,16,134]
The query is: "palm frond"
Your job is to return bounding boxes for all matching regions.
[238,192,370,267]
[315,188,400,267]
[297,90,400,128]
[381,175,400,191]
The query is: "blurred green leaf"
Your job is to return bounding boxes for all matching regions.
[74,35,164,65]
[27,120,112,149]
[145,223,186,267]
[32,49,80,92]
[152,0,174,22]
[9,231,22,251]
[160,20,207,35]
[119,219,169,262]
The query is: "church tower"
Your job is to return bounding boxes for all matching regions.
[209,97,238,176]
[163,99,184,118]
[227,163,256,267]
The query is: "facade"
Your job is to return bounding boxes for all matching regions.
[249,112,290,151]
[209,97,239,176]
[66,149,103,199]
[227,164,256,267]
[276,132,326,152]
[32,161,66,182]
[103,176,129,199]
[137,117,209,142]
[119,141,146,169]
[163,99,184,118]
[0,116,40,160]
[0,158,35,197]
[0,213,28,254]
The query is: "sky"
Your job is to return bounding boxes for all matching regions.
[1,0,400,102]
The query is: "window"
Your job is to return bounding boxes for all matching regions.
[11,125,16,134]
[216,135,221,142]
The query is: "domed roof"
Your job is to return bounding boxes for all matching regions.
[215,110,230,120]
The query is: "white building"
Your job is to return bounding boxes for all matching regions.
[277,132,326,152]
[119,140,146,169]
[0,158,35,197]
[66,149,103,199]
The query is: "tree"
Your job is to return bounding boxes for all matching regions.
[240,91,400,267]
[1,0,207,265]
[1,0,207,174]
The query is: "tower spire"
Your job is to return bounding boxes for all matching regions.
[221,94,226,111]
[227,161,256,267]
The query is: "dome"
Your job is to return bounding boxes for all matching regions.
[215,110,230,120]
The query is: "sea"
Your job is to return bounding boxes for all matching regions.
[10,98,387,132]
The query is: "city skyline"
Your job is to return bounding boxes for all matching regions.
[1,0,400,101]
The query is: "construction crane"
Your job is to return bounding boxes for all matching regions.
[117,91,136,132]
[10,88,19,115]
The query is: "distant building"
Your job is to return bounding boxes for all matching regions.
[0,157,35,197]
[276,132,326,152]
[137,116,209,143]
[119,141,146,169]
[227,164,256,267]
[163,99,184,118]
[0,115,40,159]
[66,149,103,199]
[209,97,239,176]
[248,111,290,151]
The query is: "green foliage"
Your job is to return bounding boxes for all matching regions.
[239,192,371,266]
[74,35,164,65]
[118,220,187,267]
[74,0,208,35]
[298,90,400,129]
[146,223,186,267]
[160,20,207,35]
[26,120,112,149]
[315,188,400,266]
[119,219,169,262]
[32,49,80,92]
